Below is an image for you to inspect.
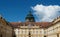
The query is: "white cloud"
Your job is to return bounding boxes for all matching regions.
[31,4,60,22]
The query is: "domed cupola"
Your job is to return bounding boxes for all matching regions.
[25,11,35,22]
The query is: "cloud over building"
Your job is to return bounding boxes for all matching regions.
[31,4,60,22]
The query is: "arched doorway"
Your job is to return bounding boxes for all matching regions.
[13,32,16,37]
[44,35,46,37]
[29,32,31,37]
[13,34,16,37]
[0,34,2,37]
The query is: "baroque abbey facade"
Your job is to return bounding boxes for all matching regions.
[0,11,60,37]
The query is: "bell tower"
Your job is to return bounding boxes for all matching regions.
[25,11,35,22]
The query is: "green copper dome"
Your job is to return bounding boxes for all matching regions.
[25,11,35,22]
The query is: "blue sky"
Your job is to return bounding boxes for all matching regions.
[0,0,60,22]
